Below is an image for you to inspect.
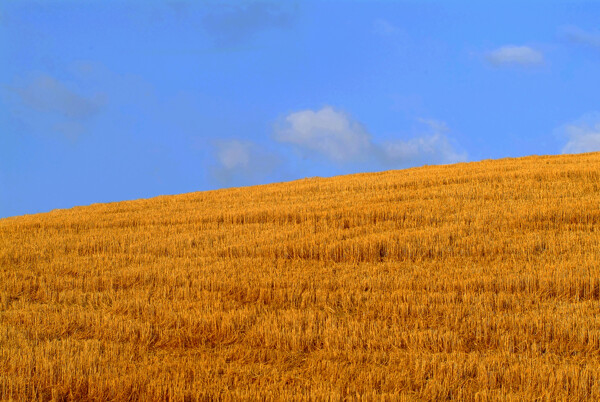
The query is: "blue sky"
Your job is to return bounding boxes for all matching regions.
[1,1,600,218]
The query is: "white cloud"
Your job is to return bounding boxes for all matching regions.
[383,133,467,166]
[486,45,544,66]
[274,106,467,167]
[561,26,600,50]
[561,114,600,154]
[216,140,251,170]
[382,118,467,166]
[212,140,280,183]
[274,106,373,162]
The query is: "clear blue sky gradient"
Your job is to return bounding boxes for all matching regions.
[1,1,599,218]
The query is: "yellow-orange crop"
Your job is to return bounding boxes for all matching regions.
[1,152,600,400]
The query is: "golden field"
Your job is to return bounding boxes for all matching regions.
[1,152,600,400]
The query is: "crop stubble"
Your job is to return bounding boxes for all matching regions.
[1,153,600,400]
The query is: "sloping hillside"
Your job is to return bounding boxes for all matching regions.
[1,152,600,400]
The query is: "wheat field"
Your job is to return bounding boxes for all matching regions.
[1,152,600,400]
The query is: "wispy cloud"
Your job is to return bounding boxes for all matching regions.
[560,113,600,154]
[485,45,544,67]
[202,2,298,46]
[14,74,104,119]
[212,139,281,183]
[7,72,106,140]
[561,25,600,50]
[274,106,467,167]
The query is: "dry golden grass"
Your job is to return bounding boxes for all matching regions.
[1,152,600,401]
